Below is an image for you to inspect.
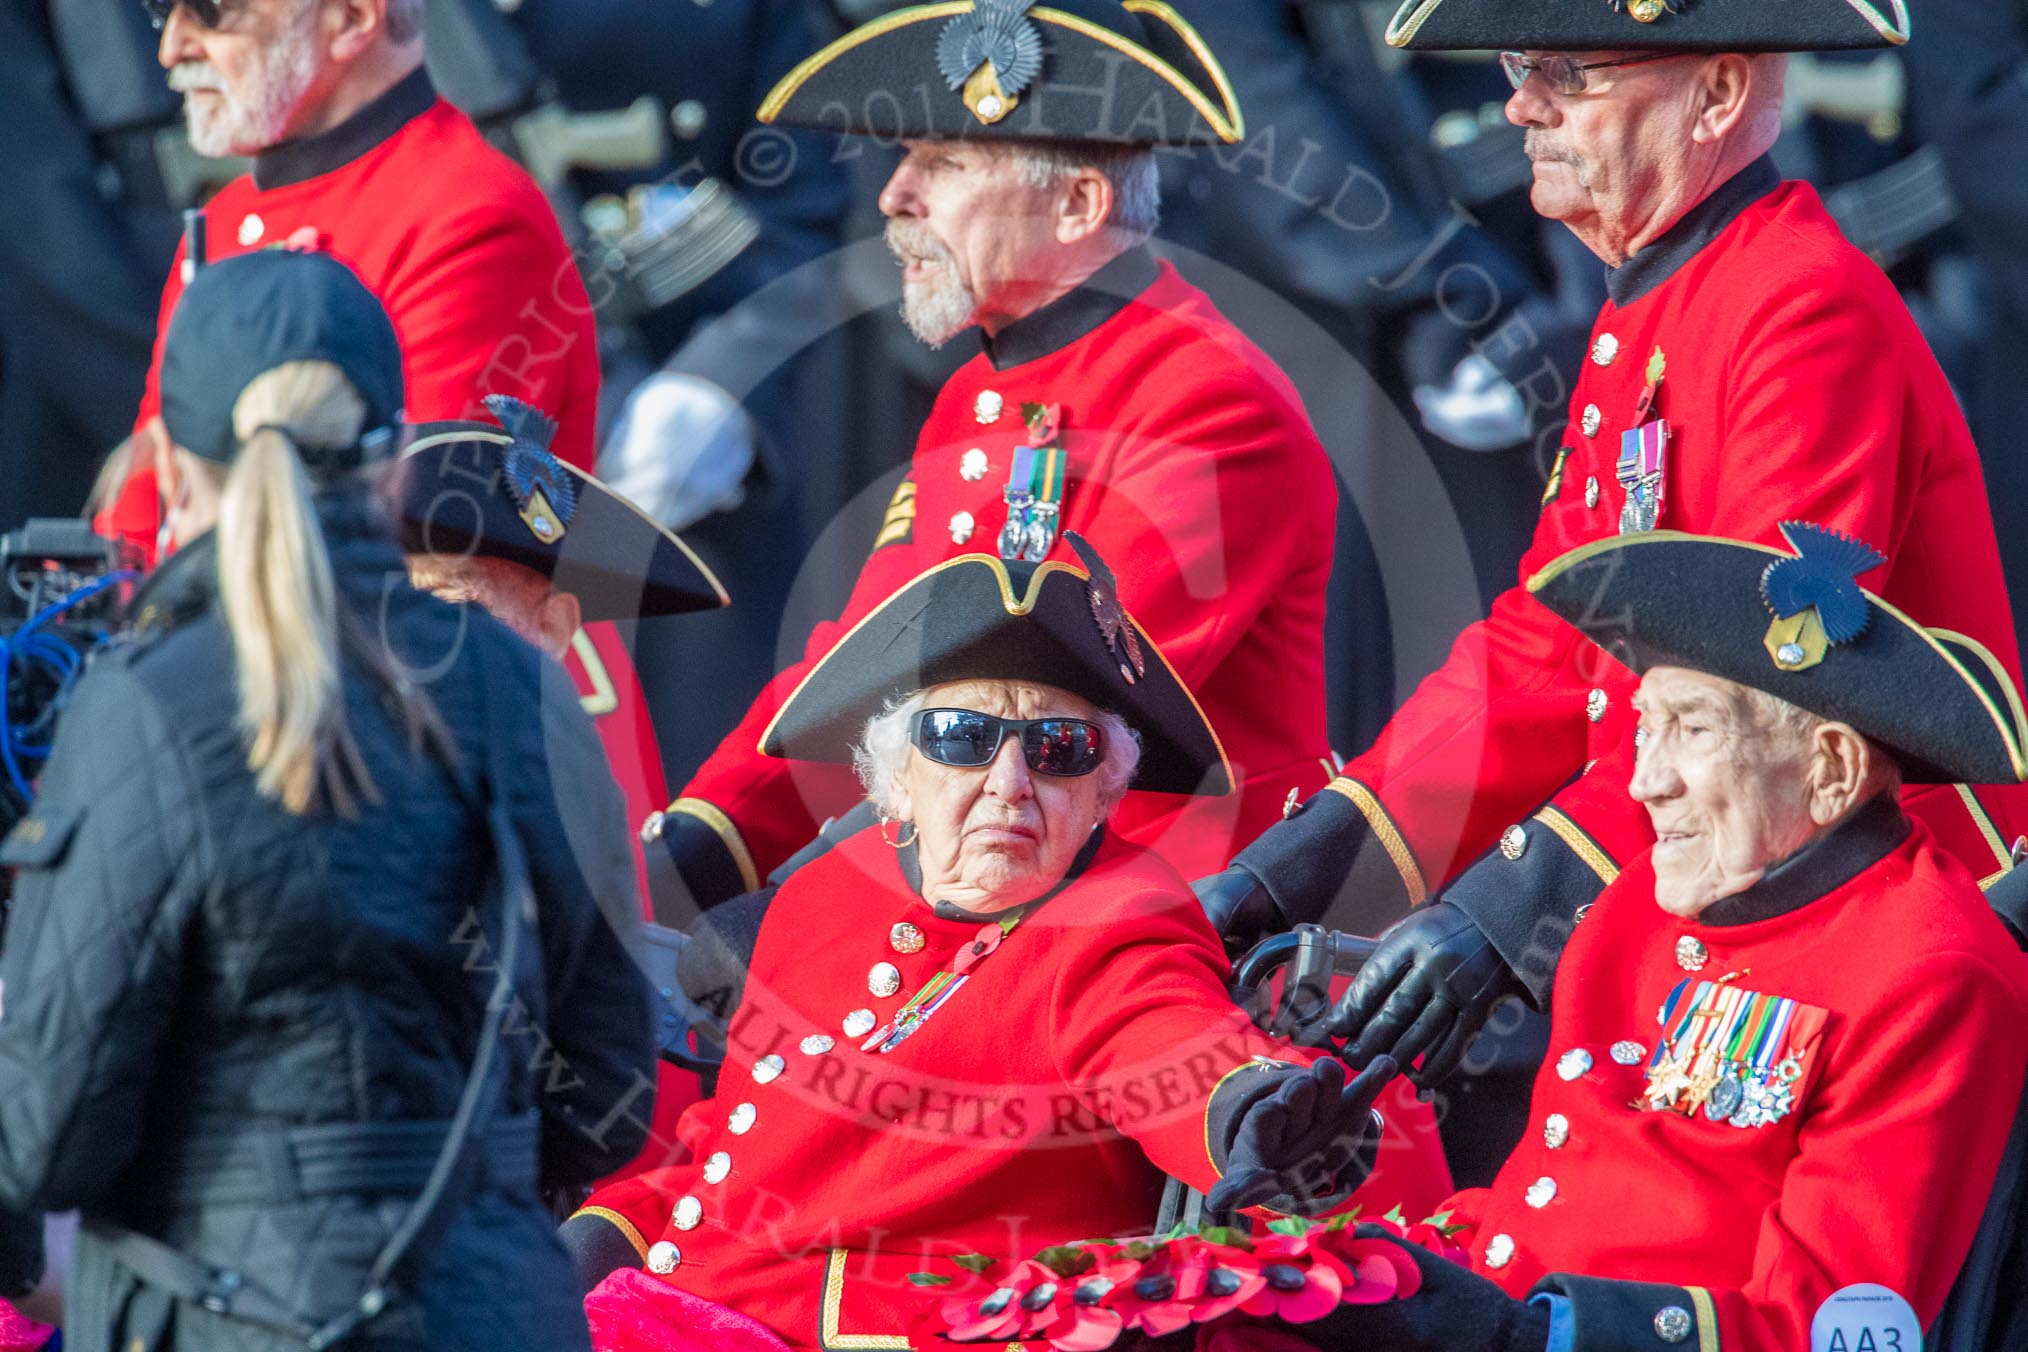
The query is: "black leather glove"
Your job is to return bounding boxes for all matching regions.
[1308,1226,1550,1352]
[1193,864,1287,954]
[1205,1055,1395,1217]
[1329,902,1524,1092]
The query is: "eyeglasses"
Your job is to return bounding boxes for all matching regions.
[1500,51,1678,96]
[909,709,1106,778]
[144,0,229,31]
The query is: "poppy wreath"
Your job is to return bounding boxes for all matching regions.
[905,1209,1470,1352]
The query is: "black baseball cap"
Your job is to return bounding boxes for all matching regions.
[159,249,404,468]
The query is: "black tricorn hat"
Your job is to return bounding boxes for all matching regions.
[1384,0,1907,52]
[1527,524,2028,785]
[390,398,728,622]
[761,534,1231,795]
[757,0,1243,145]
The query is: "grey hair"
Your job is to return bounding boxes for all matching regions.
[384,0,424,43]
[1742,685,1902,796]
[1003,141,1161,243]
[853,689,1144,821]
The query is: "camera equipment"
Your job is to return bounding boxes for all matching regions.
[0,520,136,839]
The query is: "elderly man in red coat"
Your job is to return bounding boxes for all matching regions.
[103,0,677,1177]
[644,0,1341,910]
[1201,0,2028,1091]
[1305,525,2028,1351]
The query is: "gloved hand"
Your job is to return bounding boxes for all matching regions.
[1330,902,1524,1092]
[1205,1055,1396,1217]
[1192,864,1287,955]
[1308,1226,1550,1352]
[597,371,757,532]
[1411,353,1531,453]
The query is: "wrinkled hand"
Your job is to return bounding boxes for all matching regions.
[1205,1055,1396,1217]
[1330,903,1523,1092]
[1307,1226,1547,1352]
[1192,865,1286,955]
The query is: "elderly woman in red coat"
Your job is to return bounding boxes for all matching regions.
[562,538,1454,1351]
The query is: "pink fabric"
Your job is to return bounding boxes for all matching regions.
[0,1302,49,1351]
[586,1268,793,1352]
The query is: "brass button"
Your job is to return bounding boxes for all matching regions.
[1611,1040,1648,1066]
[1581,403,1603,437]
[1591,333,1619,366]
[1587,688,1608,723]
[974,390,1004,423]
[1543,1113,1570,1149]
[1584,475,1601,509]
[673,1196,703,1231]
[870,962,903,997]
[1675,936,1709,972]
[647,1240,682,1273]
[728,1103,757,1135]
[1556,1049,1593,1081]
[1500,825,1528,860]
[1484,1234,1516,1269]
[1524,1176,1557,1208]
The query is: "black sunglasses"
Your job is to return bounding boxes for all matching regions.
[909,709,1106,778]
[144,0,229,30]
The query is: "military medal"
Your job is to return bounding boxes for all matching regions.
[1616,420,1669,534]
[1643,978,1826,1126]
[996,440,1067,562]
[861,912,1026,1054]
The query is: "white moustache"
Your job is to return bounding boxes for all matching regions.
[168,62,222,93]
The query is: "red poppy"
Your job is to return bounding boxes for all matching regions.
[1187,1250,1266,1325]
[1105,1239,1213,1338]
[1236,1236,1351,1325]
[941,1261,1067,1342]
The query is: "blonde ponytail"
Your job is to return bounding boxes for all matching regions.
[217,360,376,816]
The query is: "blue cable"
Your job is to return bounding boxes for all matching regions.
[0,570,139,806]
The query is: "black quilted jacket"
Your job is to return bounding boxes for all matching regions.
[0,501,652,1351]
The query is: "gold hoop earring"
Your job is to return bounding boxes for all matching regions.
[879,815,918,849]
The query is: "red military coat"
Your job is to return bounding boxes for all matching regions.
[579,827,1453,1350]
[1444,808,2028,1350]
[673,249,1338,889]
[95,70,688,1178]
[108,68,602,552]
[1264,158,2028,954]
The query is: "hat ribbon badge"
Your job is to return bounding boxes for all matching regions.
[937,0,1045,125]
[1758,521,1886,672]
[484,394,577,546]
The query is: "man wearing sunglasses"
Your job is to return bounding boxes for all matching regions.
[99,0,601,563]
[1201,0,2028,1094]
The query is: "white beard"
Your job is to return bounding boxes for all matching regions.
[886,219,978,348]
[169,8,321,158]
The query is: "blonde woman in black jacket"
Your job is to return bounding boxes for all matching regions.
[0,250,652,1351]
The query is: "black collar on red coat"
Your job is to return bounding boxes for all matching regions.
[1605,155,1782,309]
[1695,793,1911,928]
[897,825,1108,921]
[253,67,437,191]
[979,247,1162,372]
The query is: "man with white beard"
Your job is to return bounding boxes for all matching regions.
[645,0,1349,909]
[101,0,602,565]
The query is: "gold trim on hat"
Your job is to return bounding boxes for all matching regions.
[1384,0,1908,47]
[755,553,1234,794]
[398,427,731,609]
[756,1,1242,144]
[1527,531,2028,781]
